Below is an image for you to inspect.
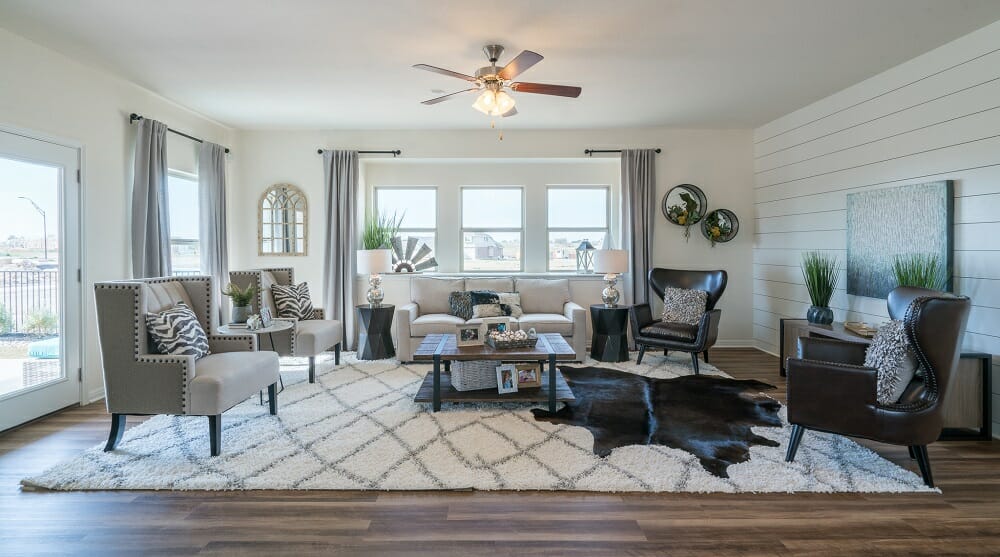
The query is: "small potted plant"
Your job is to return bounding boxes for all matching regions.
[223,283,256,324]
[358,210,403,306]
[801,251,839,324]
[893,253,946,290]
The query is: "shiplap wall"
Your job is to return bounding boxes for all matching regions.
[752,20,1000,436]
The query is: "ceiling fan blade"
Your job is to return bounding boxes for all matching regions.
[412,64,478,82]
[510,82,582,98]
[501,107,518,118]
[497,50,543,81]
[420,88,478,105]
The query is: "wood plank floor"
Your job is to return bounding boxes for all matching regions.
[2,348,999,556]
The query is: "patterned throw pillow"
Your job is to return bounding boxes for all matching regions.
[448,291,474,320]
[865,320,919,404]
[497,292,523,318]
[145,301,210,359]
[470,290,503,318]
[271,282,315,320]
[661,287,708,326]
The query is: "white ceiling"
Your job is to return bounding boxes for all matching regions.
[2,0,1000,130]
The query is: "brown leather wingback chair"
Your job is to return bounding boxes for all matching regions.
[629,268,728,373]
[784,287,971,487]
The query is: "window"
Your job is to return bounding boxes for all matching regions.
[375,187,437,259]
[166,172,201,275]
[461,187,523,272]
[546,186,610,271]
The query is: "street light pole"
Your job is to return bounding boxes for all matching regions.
[18,196,48,261]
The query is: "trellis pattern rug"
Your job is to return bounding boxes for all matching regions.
[22,354,935,493]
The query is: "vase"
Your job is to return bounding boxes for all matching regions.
[807,305,834,325]
[231,305,251,324]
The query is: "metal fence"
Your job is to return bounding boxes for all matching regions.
[0,270,59,333]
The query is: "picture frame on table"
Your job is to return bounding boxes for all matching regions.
[482,317,513,337]
[456,323,486,347]
[260,306,273,328]
[496,363,518,394]
[515,363,542,388]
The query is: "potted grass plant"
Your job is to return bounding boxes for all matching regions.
[358,211,403,306]
[801,251,839,325]
[893,253,946,291]
[222,283,256,324]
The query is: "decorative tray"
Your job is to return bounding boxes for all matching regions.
[844,321,877,338]
[486,335,538,350]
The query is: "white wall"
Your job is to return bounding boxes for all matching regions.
[231,127,755,345]
[752,20,1000,435]
[0,28,234,402]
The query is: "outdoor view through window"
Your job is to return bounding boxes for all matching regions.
[167,173,201,275]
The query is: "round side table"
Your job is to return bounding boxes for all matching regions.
[590,304,630,362]
[357,304,395,360]
[219,320,295,403]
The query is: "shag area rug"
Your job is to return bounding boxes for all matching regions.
[23,354,935,493]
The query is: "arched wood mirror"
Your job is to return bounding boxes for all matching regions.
[259,183,308,256]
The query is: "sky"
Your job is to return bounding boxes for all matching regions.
[0,157,60,240]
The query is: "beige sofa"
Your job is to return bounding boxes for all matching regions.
[395,277,586,362]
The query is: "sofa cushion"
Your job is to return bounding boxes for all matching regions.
[412,277,464,315]
[515,279,570,314]
[640,321,698,342]
[259,271,279,317]
[295,319,344,356]
[188,351,280,415]
[518,313,573,335]
[470,290,503,318]
[145,301,211,359]
[271,282,315,320]
[466,277,514,292]
[411,313,466,336]
[497,292,523,318]
[448,291,474,320]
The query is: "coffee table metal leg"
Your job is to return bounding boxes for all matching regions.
[548,354,557,412]
[433,354,441,412]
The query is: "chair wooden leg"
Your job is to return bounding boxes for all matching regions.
[786,424,805,462]
[703,350,709,363]
[912,445,934,487]
[689,352,700,374]
[104,413,126,451]
[334,343,341,365]
[209,415,222,457]
[308,356,316,383]
[268,383,278,415]
[907,446,916,460]
[636,345,646,365]
[663,349,669,356]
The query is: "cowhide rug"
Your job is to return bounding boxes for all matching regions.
[532,366,783,478]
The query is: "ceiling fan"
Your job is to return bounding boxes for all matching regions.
[413,45,582,119]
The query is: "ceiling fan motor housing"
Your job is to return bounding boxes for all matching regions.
[482,44,505,63]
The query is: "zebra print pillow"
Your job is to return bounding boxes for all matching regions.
[271,282,315,320]
[145,301,210,359]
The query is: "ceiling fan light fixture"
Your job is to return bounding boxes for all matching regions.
[472,89,516,117]
[495,91,515,114]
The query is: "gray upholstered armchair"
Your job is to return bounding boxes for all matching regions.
[94,276,280,456]
[229,267,343,382]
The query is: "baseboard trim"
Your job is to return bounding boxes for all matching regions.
[87,388,105,404]
[713,340,757,349]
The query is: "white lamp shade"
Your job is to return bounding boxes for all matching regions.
[592,249,628,274]
[356,249,393,274]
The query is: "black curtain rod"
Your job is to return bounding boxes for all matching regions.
[129,113,230,154]
[584,148,661,156]
[316,149,401,157]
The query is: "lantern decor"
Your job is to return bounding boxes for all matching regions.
[576,239,596,274]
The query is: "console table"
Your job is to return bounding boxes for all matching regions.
[779,318,992,440]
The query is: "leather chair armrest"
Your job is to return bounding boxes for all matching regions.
[311,308,325,320]
[786,357,879,432]
[629,303,655,338]
[208,334,258,353]
[694,309,722,350]
[796,337,868,366]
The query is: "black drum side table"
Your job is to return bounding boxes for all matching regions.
[357,304,395,360]
[590,304,630,362]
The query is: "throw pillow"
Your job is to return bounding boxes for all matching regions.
[497,292,523,318]
[145,301,210,359]
[471,290,503,318]
[865,320,919,404]
[271,282,315,320]
[661,287,708,325]
[448,291,474,320]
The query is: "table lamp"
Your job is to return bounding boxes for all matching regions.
[356,249,393,306]
[592,249,628,307]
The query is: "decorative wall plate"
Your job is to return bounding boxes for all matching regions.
[701,208,739,246]
[662,184,708,240]
[391,236,438,272]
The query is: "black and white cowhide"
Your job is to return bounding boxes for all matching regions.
[532,366,783,478]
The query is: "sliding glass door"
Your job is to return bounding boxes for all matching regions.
[0,130,82,431]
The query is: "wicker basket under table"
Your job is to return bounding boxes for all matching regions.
[450,360,500,391]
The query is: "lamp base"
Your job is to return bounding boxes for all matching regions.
[366,273,384,307]
[601,274,620,308]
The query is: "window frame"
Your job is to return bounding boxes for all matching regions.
[166,169,202,275]
[373,185,439,256]
[459,185,525,273]
[545,185,611,272]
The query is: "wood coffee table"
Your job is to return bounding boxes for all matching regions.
[413,333,576,412]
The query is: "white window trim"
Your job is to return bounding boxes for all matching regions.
[460,185,525,273]
[544,185,611,272]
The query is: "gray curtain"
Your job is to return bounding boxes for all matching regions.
[131,118,171,278]
[322,150,359,350]
[621,149,657,306]
[198,141,229,326]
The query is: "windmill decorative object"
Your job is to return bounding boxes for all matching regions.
[391,236,438,273]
